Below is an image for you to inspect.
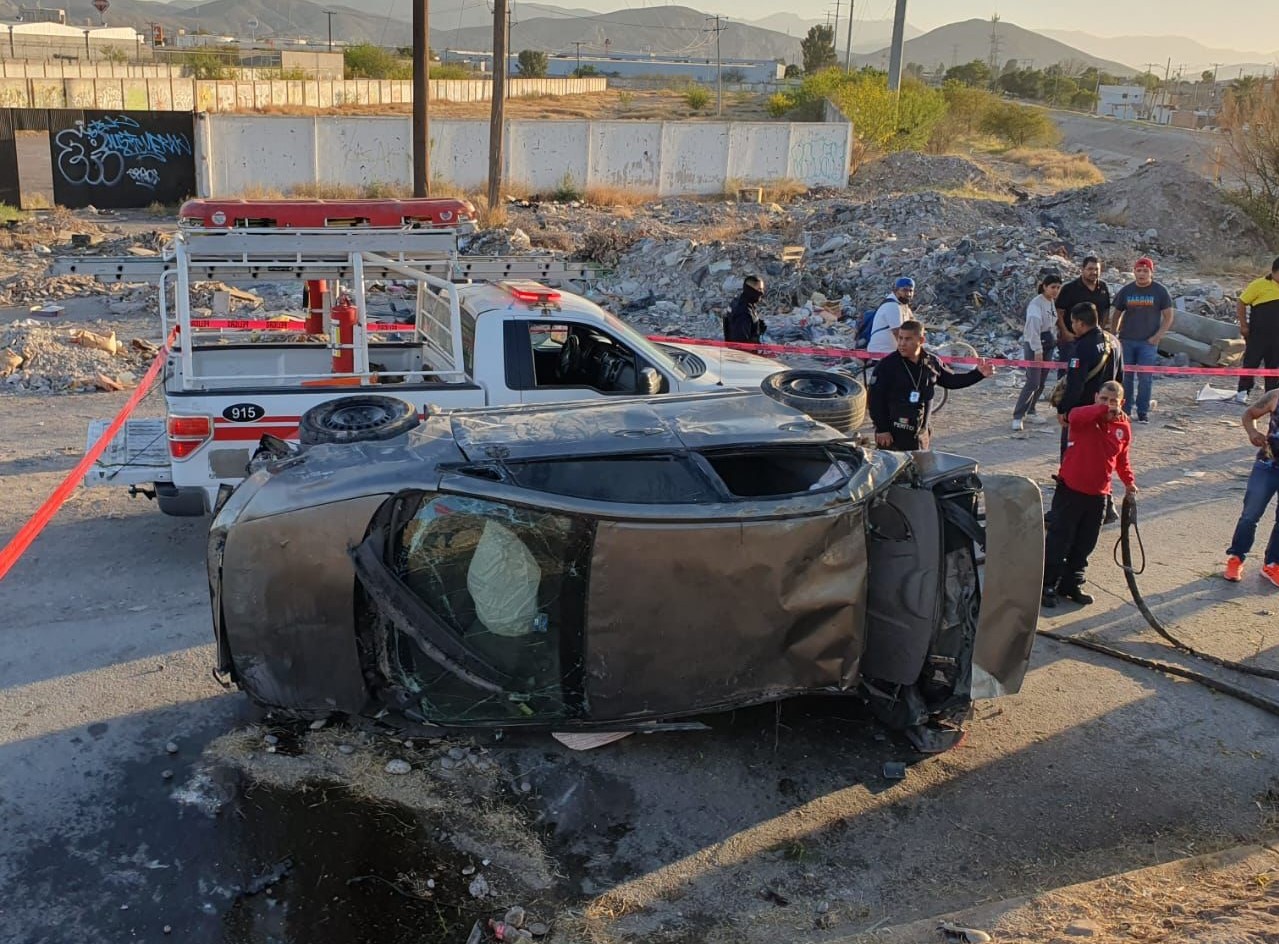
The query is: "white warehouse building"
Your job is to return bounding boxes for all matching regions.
[1096,84,1146,120]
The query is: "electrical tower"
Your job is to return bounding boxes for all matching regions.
[987,13,1001,84]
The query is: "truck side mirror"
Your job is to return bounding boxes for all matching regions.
[639,367,662,395]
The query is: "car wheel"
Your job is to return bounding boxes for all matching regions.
[299,395,420,446]
[760,369,867,433]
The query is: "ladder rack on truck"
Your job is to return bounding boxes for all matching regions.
[69,218,789,518]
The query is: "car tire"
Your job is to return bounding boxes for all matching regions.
[299,395,420,446]
[760,369,867,433]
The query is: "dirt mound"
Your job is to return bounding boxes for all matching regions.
[855,152,1010,195]
[1039,161,1270,262]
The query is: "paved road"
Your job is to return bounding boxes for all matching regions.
[0,377,1276,943]
[1052,110,1234,184]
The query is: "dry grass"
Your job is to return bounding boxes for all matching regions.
[764,178,809,204]
[938,184,1017,204]
[1003,147,1104,188]
[469,193,508,228]
[691,219,754,243]
[234,184,287,200]
[21,193,51,210]
[288,181,364,199]
[1098,209,1131,227]
[582,185,655,207]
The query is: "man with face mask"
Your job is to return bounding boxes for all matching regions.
[868,320,993,451]
[1042,381,1138,608]
[866,276,916,355]
[724,275,766,344]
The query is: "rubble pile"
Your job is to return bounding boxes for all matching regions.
[1035,161,1270,263]
[1,319,157,393]
[0,207,109,255]
[854,151,1012,196]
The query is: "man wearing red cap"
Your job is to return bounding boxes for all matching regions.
[1112,257,1173,423]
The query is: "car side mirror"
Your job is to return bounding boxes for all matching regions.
[639,367,662,395]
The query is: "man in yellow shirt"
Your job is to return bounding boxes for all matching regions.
[1236,257,1279,405]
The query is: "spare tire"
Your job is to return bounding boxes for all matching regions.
[761,369,867,433]
[299,395,420,446]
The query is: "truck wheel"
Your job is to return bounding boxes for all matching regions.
[156,485,207,517]
[761,369,867,433]
[299,395,420,446]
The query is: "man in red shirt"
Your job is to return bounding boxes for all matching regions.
[1042,381,1139,608]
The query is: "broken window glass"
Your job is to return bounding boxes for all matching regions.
[383,493,593,724]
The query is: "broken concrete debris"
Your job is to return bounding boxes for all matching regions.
[1,157,1261,400]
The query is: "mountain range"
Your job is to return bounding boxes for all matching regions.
[18,0,1251,78]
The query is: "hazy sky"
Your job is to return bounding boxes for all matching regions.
[510,0,1275,50]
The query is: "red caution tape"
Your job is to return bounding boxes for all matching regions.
[649,335,1279,378]
[188,319,417,332]
[0,329,177,583]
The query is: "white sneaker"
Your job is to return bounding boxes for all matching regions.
[1148,398,1157,412]
[1235,391,1249,404]
[1012,418,1024,431]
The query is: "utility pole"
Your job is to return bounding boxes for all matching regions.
[325,10,334,51]
[830,0,840,69]
[886,0,907,92]
[704,15,725,116]
[413,0,430,195]
[487,0,508,210]
[573,40,583,73]
[843,0,854,72]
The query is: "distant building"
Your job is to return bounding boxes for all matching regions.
[18,6,65,25]
[443,48,783,84]
[1096,84,1145,120]
[1,22,144,59]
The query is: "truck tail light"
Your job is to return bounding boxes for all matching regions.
[168,415,213,459]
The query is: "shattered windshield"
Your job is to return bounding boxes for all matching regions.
[385,494,593,724]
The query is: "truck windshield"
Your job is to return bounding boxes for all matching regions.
[600,312,688,381]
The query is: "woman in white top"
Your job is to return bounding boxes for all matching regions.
[1012,271,1062,430]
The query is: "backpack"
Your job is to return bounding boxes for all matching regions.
[856,308,878,346]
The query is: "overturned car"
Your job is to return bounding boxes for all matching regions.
[208,389,1043,750]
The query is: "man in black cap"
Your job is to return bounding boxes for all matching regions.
[724,275,766,344]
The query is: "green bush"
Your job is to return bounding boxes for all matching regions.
[185,50,230,80]
[344,43,411,80]
[766,92,794,118]
[429,63,472,79]
[792,69,946,151]
[517,49,548,77]
[685,84,711,111]
[552,172,583,202]
[979,102,1061,147]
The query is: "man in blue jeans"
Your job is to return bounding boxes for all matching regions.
[1224,389,1279,586]
[1112,257,1173,423]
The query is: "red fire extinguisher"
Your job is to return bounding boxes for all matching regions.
[304,279,327,334]
[330,295,358,374]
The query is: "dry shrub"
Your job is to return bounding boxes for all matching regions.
[288,181,363,199]
[939,184,1016,204]
[235,184,287,200]
[22,193,52,210]
[529,230,576,251]
[694,219,752,243]
[578,229,638,266]
[764,179,809,203]
[1003,147,1104,188]
[468,194,507,229]
[582,185,654,207]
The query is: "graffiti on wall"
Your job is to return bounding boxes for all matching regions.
[50,110,195,208]
[789,137,845,185]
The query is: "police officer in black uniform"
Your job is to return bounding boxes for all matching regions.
[869,320,993,451]
[1056,302,1124,456]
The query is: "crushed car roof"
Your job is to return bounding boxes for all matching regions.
[448,392,842,461]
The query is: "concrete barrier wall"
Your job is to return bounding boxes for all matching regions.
[0,76,606,110]
[198,114,852,197]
